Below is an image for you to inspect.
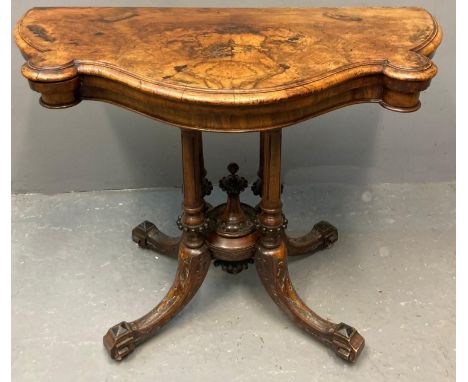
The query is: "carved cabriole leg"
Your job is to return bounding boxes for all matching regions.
[104,130,211,360]
[132,130,212,257]
[103,238,210,360]
[256,246,365,362]
[254,129,365,363]
[283,221,338,257]
[132,221,180,258]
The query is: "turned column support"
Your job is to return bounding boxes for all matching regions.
[257,129,286,248]
[178,130,207,237]
[132,130,212,254]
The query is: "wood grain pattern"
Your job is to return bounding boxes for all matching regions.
[15,7,442,131]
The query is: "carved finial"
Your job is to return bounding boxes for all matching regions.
[228,162,239,175]
[219,162,248,196]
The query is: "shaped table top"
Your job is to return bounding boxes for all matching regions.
[15,7,442,132]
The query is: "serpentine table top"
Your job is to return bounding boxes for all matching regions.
[15,7,442,131]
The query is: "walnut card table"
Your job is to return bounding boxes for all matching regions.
[15,7,442,363]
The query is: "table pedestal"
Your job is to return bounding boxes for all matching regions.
[103,129,365,363]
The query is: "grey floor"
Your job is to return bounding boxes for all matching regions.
[12,183,455,382]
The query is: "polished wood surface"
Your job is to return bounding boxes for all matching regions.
[15,7,441,131]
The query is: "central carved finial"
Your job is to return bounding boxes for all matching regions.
[209,162,256,238]
[206,162,257,274]
[219,162,248,196]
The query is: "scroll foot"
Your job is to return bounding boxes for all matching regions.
[284,220,338,257]
[132,220,180,258]
[331,322,365,362]
[103,321,136,361]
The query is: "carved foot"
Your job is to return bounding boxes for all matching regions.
[103,321,136,361]
[284,220,338,257]
[331,322,365,362]
[104,239,211,360]
[255,240,364,363]
[132,220,180,258]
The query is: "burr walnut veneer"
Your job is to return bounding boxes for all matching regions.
[15,7,442,363]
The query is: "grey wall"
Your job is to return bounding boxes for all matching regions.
[11,1,455,194]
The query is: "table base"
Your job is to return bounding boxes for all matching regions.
[103,129,365,363]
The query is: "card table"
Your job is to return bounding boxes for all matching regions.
[15,7,442,362]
